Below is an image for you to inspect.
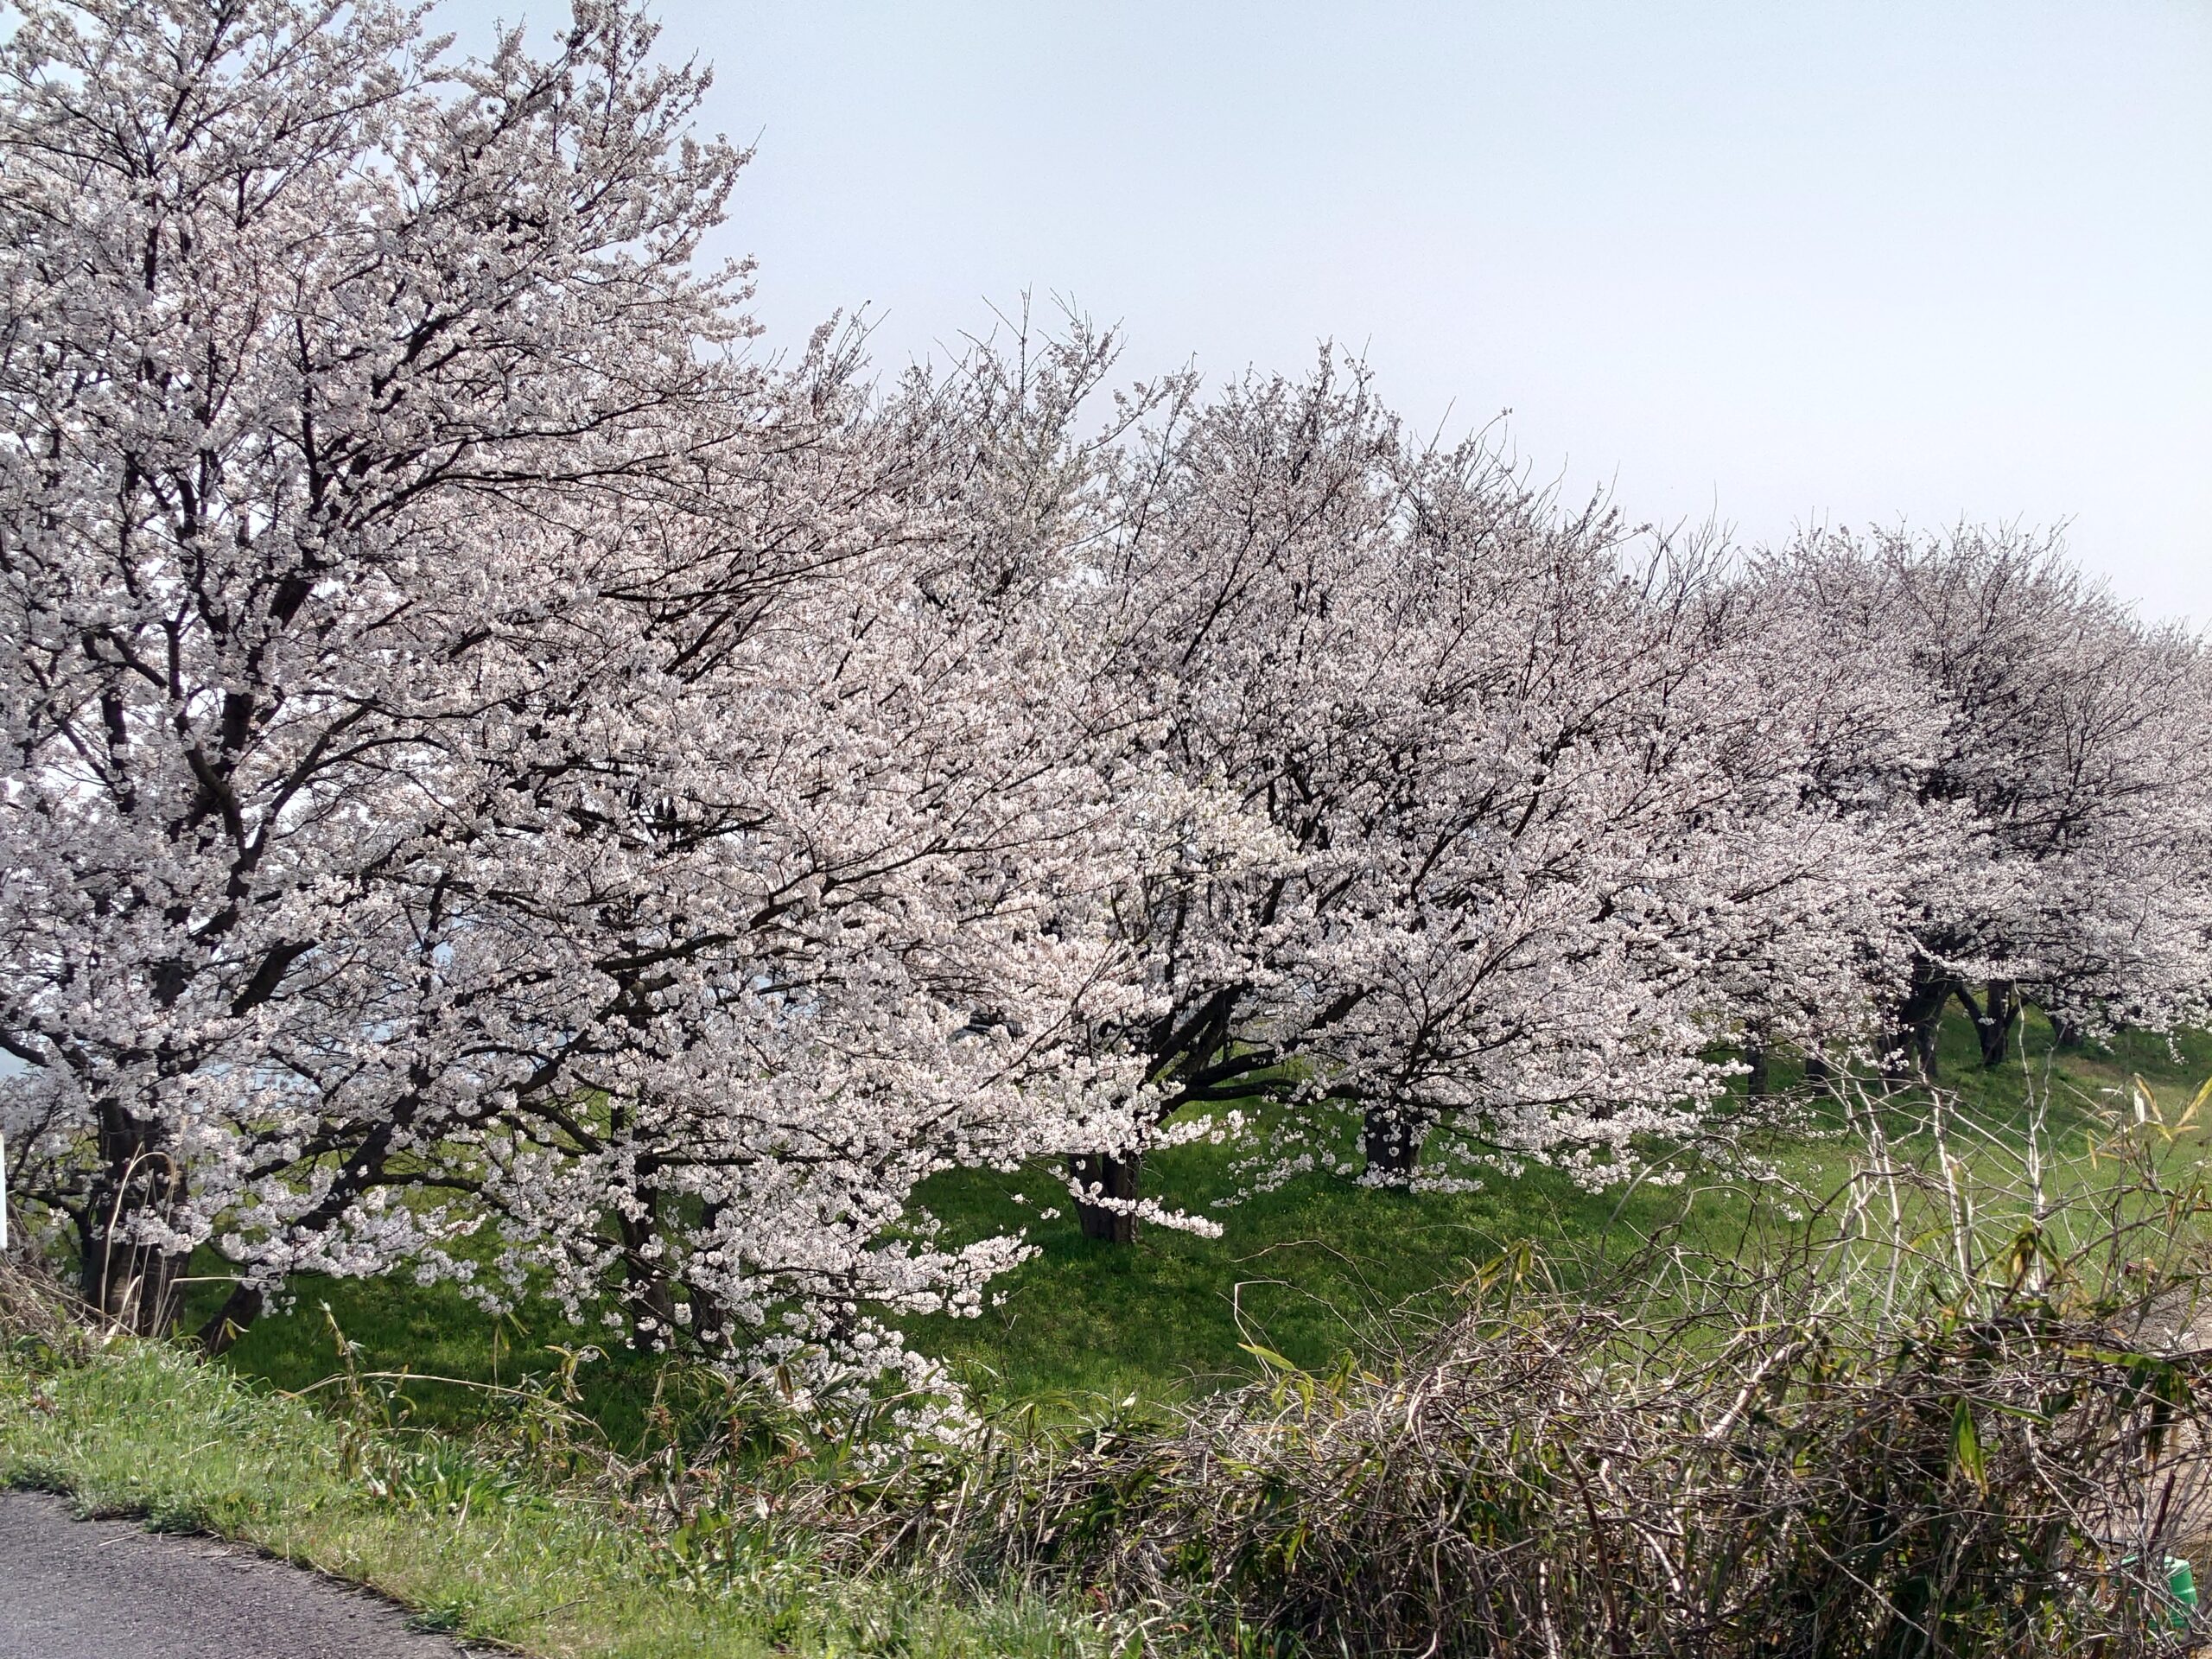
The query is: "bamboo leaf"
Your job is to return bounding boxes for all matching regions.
[1951,1398,1988,1491]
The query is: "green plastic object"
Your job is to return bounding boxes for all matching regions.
[2165,1556,2200,1630]
[2121,1554,2200,1630]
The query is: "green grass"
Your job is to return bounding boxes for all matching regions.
[907,1012,2212,1401]
[189,1008,2212,1432]
[172,1247,666,1445]
[0,1338,1124,1658]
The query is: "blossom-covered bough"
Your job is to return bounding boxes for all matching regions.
[2,0,2204,1397]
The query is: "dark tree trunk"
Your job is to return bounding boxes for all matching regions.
[78,1103,188,1337]
[2050,1009,2085,1050]
[1907,1016,1942,1084]
[617,1199,679,1345]
[197,1281,264,1355]
[690,1285,730,1353]
[1068,1151,1143,1243]
[1966,977,2021,1068]
[1362,1106,1427,1184]
[1744,1044,1771,1102]
[1890,963,1950,1084]
[1802,1050,1835,1094]
[689,1200,730,1352]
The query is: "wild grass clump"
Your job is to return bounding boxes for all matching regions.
[0,1249,93,1365]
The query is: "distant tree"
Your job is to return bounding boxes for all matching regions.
[1763,529,2212,1077]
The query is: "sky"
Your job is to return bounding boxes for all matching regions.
[457,2,2212,622]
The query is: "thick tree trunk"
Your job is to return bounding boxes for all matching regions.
[1802,1050,1835,1095]
[78,1103,189,1337]
[1967,977,2021,1067]
[1361,1106,1427,1184]
[1890,963,1950,1084]
[2050,1009,2085,1051]
[1745,1044,1771,1102]
[1068,1151,1143,1243]
[197,1281,264,1356]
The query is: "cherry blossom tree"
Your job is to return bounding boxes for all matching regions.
[1758,528,2212,1077]
[429,328,1174,1370]
[1685,548,1951,1088]
[0,0,1159,1377]
[1054,359,1923,1222]
[0,0,769,1329]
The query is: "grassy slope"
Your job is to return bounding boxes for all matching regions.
[0,1339,1116,1659]
[10,1009,2208,1659]
[194,1010,2212,1433]
[908,1012,2212,1400]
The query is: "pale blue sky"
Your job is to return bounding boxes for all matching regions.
[458,3,2212,621]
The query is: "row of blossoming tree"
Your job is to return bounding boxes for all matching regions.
[3,0,2207,1399]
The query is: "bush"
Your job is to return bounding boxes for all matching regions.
[747,1081,2212,1656]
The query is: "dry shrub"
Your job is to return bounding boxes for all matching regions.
[0,1248,92,1362]
[729,1080,2212,1657]
[962,1265,2212,1656]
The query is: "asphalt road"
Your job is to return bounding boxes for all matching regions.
[0,1492,474,1658]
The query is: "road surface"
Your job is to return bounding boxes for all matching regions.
[0,1492,474,1658]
